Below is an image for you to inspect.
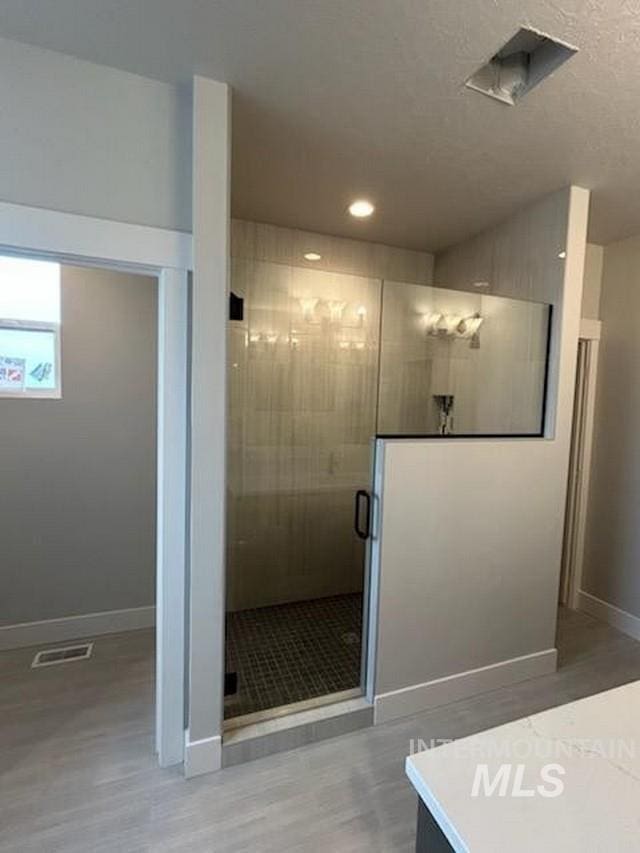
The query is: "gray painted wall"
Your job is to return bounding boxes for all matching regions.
[0,37,191,231]
[371,188,589,718]
[582,235,640,619]
[0,265,157,626]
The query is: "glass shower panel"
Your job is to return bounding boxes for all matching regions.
[226,259,381,719]
[378,281,550,436]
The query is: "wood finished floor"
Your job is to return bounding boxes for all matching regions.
[1,607,640,852]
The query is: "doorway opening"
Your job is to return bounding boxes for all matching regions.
[560,330,600,609]
[0,201,190,772]
[0,255,160,766]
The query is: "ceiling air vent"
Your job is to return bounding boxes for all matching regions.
[465,27,578,105]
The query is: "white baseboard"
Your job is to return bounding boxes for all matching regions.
[373,648,558,725]
[0,605,156,651]
[578,590,640,641]
[184,733,222,778]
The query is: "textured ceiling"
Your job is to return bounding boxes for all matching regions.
[0,0,638,251]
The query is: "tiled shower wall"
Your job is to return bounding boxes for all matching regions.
[231,220,435,285]
[228,220,434,612]
[379,282,550,436]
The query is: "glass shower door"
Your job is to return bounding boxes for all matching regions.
[225,259,381,720]
[377,280,551,436]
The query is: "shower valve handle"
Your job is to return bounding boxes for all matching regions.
[354,489,372,540]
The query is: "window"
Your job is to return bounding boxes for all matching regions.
[0,256,61,397]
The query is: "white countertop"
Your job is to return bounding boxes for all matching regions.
[406,681,640,852]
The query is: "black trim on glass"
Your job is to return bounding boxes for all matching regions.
[375,432,545,439]
[539,302,554,436]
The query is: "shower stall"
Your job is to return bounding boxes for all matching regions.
[225,259,551,722]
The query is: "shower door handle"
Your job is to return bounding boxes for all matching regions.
[354,489,372,540]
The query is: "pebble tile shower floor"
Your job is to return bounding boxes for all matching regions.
[224,593,363,719]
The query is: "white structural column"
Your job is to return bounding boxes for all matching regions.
[156,268,189,767]
[547,185,590,444]
[185,76,231,777]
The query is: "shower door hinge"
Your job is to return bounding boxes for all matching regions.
[224,671,238,696]
[229,292,244,321]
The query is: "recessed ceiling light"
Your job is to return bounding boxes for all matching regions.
[304,252,322,261]
[558,250,567,259]
[348,199,375,218]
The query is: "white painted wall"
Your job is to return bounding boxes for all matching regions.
[581,234,640,625]
[370,187,589,723]
[0,37,191,231]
